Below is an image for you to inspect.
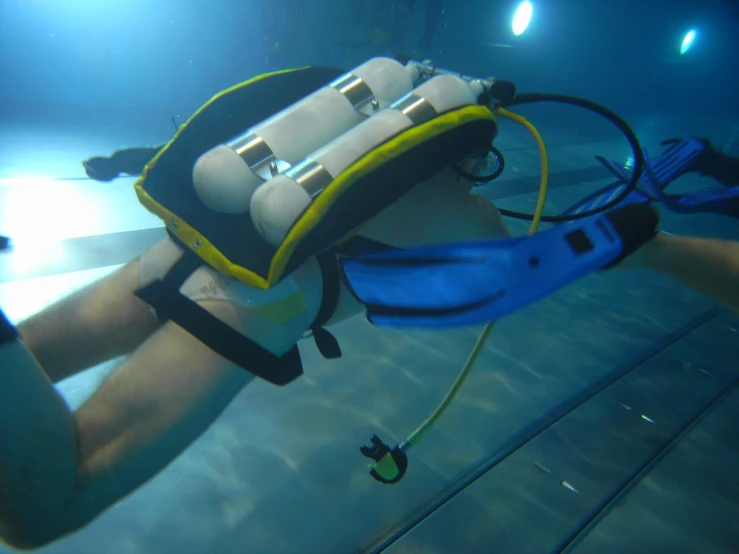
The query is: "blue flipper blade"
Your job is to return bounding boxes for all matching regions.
[560,137,708,218]
[342,217,623,328]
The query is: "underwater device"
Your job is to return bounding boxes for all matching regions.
[135,55,652,485]
[192,57,418,214]
[190,57,509,246]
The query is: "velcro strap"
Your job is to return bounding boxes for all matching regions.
[135,280,303,386]
[310,252,343,360]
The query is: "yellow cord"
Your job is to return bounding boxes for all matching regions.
[405,107,550,450]
[498,107,551,235]
[406,322,496,445]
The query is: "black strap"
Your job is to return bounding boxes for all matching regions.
[310,252,342,359]
[335,236,397,258]
[0,309,18,346]
[134,246,350,384]
[154,251,202,322]
[306,239,396,359]
[135,250,303,386]
[164,249,201,288]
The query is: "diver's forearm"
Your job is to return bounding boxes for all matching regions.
[0,339,79,549]
[637,233,739,313]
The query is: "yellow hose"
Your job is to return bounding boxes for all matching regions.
[406,322,496,445]
[405,107,550,450]
[498,107,551,235]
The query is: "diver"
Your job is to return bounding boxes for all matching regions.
[1,58,739,548]
[386,0,444,58]
[342,0,396,54]
[1,191,739,549]
[341,0,443,57]
[260,0,306,69]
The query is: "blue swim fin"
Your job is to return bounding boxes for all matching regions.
[561,136,711,218]
[639,146,739,215]
[340,203,659,328]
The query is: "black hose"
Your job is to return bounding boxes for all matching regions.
[497,93,645,223]
[455,144,505,183]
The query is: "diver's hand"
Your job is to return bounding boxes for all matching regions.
[83,156,119,182]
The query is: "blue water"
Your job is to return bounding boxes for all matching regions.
[0,1,738,552]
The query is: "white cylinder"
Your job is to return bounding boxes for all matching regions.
[409,74,479,113]
[314,110,412,178]
[255,87,364,165]
[191,145,255,213]
[250,74,482,246]
[353,57,420,115]
[251,177,313,246]
[192,57,416,215]
[251,109,412,246]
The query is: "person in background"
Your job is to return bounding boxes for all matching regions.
[260,0,307,69]
[343,0,443,58]
[386,0,444,58]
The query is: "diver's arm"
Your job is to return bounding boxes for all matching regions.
[0,301,263,549]
[0,330,79,550]
[623,232,739,314]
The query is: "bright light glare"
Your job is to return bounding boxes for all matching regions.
[680,29,696,55]
[0,176,99,247]
[512,1,533,36]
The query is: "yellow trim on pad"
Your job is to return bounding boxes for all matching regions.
[133,68,311,290]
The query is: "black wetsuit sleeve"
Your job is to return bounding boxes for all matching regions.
[701,151,739,187]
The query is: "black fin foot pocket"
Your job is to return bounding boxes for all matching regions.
[602,203,660,269]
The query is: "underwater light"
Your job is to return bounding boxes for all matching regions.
[680,29,696,54]
[512,1,533,36]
